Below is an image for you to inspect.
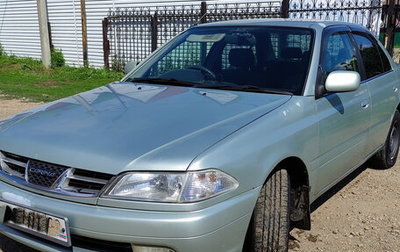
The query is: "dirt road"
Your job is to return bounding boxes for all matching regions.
[0,97,399,252]
[0,97,43,119]
[289,164,400,252]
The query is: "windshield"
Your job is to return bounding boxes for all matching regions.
[126,26,314,95]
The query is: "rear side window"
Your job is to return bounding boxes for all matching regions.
[377,44,392,72]
[352,33,390,79]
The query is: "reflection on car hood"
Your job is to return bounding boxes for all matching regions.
[0,82,291,174]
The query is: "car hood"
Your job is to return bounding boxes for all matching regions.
[0,82,291,174]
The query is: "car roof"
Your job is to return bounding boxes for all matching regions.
[198,18,366,30]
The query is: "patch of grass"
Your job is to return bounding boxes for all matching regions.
[0,55,124,102]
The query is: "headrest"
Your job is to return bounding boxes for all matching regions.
[281,47,303,59]
[229,48,255,69]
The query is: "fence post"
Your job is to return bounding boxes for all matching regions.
[102,18,110,69]
[281,0,290,18]
[36,0,51,68]
[80,0,89,67]
[48,22,54,50]
[200,2,207,23]
[151,13,158,52]
[385,0,396,55]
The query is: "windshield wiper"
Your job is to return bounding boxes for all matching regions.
[130,78,197,87]
[195,84,293,95]
[239,86,293,95]
[130,78,293,95]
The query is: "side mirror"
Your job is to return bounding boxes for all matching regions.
[124,61,139,74]
[325,71,360,92]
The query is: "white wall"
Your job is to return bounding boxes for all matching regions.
[47,0,83,66]
[0,0,83,65]
[0,0,41,59]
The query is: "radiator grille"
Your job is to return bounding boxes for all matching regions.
[60,168,112,195]
[0,151,113,197]
[27,160,68,188]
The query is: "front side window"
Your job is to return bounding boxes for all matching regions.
[127,26,314,95]
[352,33,386,79]
[321,32,359,75]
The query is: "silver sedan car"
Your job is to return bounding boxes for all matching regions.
[0,20,399,252]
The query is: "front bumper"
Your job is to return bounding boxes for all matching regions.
[0,181,259,252]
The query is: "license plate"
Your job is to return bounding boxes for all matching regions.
[1,202,71,247]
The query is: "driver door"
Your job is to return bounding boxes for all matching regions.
[314,27,371,195]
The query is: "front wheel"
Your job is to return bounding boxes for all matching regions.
[249,169,290,252]
[371,110,400,169]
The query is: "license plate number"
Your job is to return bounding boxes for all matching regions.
[1,202,71,247]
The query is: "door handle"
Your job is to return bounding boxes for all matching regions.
[361,100,369,109]
[394,87,399,93]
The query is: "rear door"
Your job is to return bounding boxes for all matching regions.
[350,28,399,154]
[314,26,371,195]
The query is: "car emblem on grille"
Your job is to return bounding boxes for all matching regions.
[26,160,68,188]
[28,167,57,177]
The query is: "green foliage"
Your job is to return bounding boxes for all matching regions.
[0,43,4,56]
[0,55,124,102]
[51,49,65,68]
[111,57,124,72]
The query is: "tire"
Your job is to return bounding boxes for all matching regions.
[251,169,290,252]
[372,110,400,169]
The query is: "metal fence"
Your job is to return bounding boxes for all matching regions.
[289,0,382,34]
[103,1,282,70]
[102,0,398,70]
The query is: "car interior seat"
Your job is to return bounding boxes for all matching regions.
[221,48,258,85]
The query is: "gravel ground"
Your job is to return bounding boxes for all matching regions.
[0,97,43,119]
[0,97,399,252]
[289,163,400,252]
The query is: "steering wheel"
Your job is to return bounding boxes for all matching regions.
[188,66,217,80]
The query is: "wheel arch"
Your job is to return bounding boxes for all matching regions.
[243,156,311,250]
[273,156,311,230]
[273,157,309,190]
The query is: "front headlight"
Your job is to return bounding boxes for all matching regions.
[103,169,239,202]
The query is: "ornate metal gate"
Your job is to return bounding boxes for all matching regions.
[288,0,382,35]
